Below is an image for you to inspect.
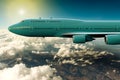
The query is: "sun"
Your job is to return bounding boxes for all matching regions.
[18,9,26,16]
[5,0,47,25]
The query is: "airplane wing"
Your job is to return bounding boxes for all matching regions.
[60,32,120,45]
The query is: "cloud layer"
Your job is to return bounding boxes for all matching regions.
[0,30,120,80]
[0,63,62,80]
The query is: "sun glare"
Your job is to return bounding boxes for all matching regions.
[5,0,47,25]
[19,9,25,16]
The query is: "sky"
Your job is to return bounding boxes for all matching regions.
[1,0,120,28]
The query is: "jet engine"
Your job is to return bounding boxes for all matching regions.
[105,35,120,45]
[73,35,94,43]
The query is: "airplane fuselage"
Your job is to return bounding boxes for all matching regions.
[8,19,120,45]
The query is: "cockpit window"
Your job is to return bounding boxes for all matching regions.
[21,20,25,22]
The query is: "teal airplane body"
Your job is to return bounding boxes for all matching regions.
[8,19,120,45]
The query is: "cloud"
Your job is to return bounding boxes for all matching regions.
[0,63,62,80]
[0,30,115,66]
[55,43,113,58]
[0,30,103,58]
[1,30,120,80]
[54,43,114,66]
[0,30,61,57]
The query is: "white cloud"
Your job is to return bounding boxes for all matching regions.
[62,59,78,65]
[0,29,120,80]
[0,30,64,80]
[0,30,114,65]
[0,63,62,80]
[55,42,113,58]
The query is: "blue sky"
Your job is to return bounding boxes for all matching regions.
[51,0,120,19]
[1,0,120,28]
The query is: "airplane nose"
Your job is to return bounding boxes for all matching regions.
[8,26,12,31]
[8,24,24,35]
[8,24,16,33]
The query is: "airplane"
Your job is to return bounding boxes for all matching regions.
[8,18,120,45]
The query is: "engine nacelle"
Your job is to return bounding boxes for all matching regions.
[105,35,120,45]
[73,35,94,43]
